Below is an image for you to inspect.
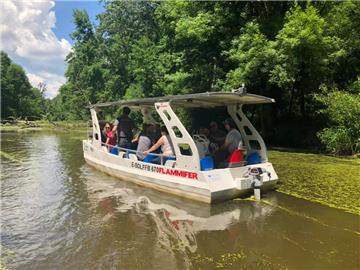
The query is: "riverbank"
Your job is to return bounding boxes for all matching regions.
[0,120,88,133]
[269,150,360,215]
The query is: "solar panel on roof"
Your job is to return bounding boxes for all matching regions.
[89,92,275,108]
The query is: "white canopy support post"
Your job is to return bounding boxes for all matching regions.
[90,108,102,149]
[227,104,268,162]
[155,102,200,171]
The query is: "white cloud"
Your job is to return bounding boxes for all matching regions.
[27,72,66,98]
[0,0,72,98]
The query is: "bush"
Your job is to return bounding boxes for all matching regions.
[316,89,360,155]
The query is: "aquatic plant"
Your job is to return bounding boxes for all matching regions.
[269,150,360,215]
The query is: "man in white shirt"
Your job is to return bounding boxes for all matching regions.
[214,118,242,167]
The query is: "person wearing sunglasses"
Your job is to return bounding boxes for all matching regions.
[105,123,116,152]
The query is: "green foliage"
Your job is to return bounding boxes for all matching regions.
[316,88,360,155]
[44,1,360,154]
[1,51,46,119]
[270,4,336,116]
[176,12,215,43]
[224,21,274,91]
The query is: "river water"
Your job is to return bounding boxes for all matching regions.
[1,131,359,270]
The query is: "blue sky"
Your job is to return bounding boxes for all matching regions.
[53,1,104,45]
[1,0,104,98]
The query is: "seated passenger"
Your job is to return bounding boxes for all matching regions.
[105,123,116,152]
[136,123,155,161]
[150,123,162,145]
[214,118,242,168]
[199,126,210,138]
[143,126,174,164]
[209,121,226,147]
[99,119,107,143]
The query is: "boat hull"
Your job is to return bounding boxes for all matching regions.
[83,140,278,204]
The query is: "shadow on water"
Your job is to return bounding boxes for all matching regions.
[1,131,359,270]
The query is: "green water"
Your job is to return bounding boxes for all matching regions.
[269,150,360,215]
[1,131,359,270]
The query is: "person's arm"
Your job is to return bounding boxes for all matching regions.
[144,137,164,155]
[112,119,118,132]
[132,133,140,143]
[219,139,230,151]
[105,137,110,149]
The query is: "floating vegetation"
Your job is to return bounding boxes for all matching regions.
[269,150,360,215]
[191,252,245,269]
[190,250,287,269]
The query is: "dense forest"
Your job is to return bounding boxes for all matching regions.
[2,1,359,154]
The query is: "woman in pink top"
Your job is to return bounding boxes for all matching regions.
[105,123,116,151]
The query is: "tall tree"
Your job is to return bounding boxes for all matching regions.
[1,51,45,119]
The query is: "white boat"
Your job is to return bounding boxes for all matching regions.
[83,90,279,203]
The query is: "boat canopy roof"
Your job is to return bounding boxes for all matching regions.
[90,92,275,109]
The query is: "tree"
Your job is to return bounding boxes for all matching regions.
[1,51,45,119]
[316,85,360,155]
[270,4,336,117]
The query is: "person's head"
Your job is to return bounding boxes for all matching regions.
[224,118,236,131]
[144,123,155,134]
[199,127,210,137]
[148,123,156,133]
[209,121,218,131]
[161,126,169,135]
[122,106,131,115]
[105,122,111,131]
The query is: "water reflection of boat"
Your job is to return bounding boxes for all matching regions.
[83,91,278,203]
[83,166,274,266]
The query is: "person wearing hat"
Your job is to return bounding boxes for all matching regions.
[214,118,243,168]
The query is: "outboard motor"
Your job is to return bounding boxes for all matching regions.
[249,168,263,200]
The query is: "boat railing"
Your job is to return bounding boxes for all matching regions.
[100,142,176,165]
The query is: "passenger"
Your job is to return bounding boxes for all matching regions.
[143,126,174,164]
[150,123,162,145]
[136,123,155,161]
[199,126,210,138]
[209,121,226,147]
[113,106,135,149]
[105,123,116,152]
[98,120,107,143]
[214,118,242,168]
[98,111,107,143]
[130,127,141,149]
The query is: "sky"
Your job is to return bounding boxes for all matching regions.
[1,0,104,98]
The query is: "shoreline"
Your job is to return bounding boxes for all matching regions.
[0,120,88,133]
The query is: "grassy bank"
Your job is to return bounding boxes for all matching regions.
[0,120,88,133]
[269,150,360,215]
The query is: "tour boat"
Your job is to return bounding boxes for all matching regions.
[83,90,278,203]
